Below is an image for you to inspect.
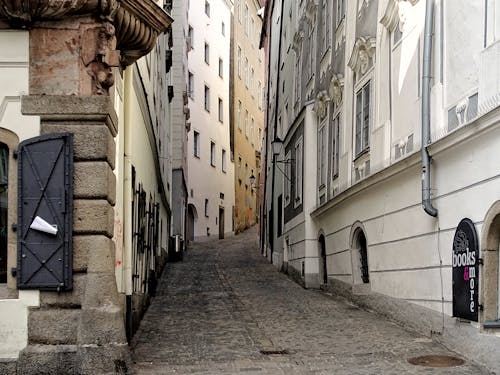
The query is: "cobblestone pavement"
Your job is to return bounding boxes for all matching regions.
[131,227,492,374]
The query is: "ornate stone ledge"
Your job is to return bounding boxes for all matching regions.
[0,0,172,67]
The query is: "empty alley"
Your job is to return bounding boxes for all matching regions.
[131,228,491,374]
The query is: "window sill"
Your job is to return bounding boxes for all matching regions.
[353,148,370,163]
[484,320,500,329]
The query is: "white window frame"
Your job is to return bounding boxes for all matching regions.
[237,46,242,78]
[284,150,292,206]
[205,0,210,17]
[238,101,242,130]
[318,120,327,189]
[245,3,249,35]
[244,57,249,88]
[245,110,249,138]
[210,141,216,167]
[218,57,223,78]
[331,113,340,179]
[193,131,200,158]
[237,0,242,23]
[222,149,227,172]
[354,80,371,156]
[204,42,210,64]
[218,98,223,123]
[188,71,194,99]
[204,85,210,112]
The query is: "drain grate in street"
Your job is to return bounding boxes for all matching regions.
[408,355,465,367]
[260,349,289,355]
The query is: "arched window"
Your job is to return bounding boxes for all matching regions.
[0,142,8,283]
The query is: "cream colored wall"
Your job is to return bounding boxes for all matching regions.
[233,0,266,233]
[0,30,41,359]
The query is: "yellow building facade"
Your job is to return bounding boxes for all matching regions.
[232,0,265,233]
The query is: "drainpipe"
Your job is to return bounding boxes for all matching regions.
[421,0,438,217]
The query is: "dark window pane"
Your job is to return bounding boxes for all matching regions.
[0,143,8,283]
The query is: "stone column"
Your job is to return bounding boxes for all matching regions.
[18,96,125,374]
[0,1,172,373]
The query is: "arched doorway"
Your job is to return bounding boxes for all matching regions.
[351,223,370,285]
[318,234,327,285]
[187,204,197,241]
[480,201,500,325]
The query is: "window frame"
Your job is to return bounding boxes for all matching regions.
[193,131,200,158]
[354,80,371,157]
[204,84,210,112]
[204,42,210,65]
[210,141,216,167]
[218,98,224,123]
[294,136,303,207]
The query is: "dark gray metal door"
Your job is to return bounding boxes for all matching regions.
[17,133,73,291]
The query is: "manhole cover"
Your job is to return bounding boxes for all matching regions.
[408,355,465,367]
[260,349,289,355]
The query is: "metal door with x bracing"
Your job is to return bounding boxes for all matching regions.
[17,133,73,291]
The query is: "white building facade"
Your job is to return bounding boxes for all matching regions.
[187,0,235,240]
[263,0,500,370]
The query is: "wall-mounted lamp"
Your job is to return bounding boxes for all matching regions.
[271,136,293,181]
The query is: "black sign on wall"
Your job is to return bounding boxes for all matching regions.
[452,218,479,322]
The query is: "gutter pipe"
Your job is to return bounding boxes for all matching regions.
[421,0,438,217]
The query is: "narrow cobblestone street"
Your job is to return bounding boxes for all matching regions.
[131,228,491,374]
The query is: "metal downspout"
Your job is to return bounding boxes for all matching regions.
[421,0,438,217]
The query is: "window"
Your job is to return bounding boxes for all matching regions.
[0,143,8,283]
[244,4,249,35]
[321,0,330,54]
[205,1,210,17]
[258,128,262,149]
[237,0,242,23]
[193,131,200,157]
[318,122,327,188]
[245,110,249,138]
[355,81,371,156]
[336,0,345,26]
[251,17,255,47]
[237,46,242,78]
[331,114,340,178]
[251,118,255,145]
[257,81,262,110]
[218,98,223,123]
[219,58,223,78]
[294,55,301,105]
[205,199,209,217]
[210,142,216,167]
[221,22,225,36]
[204,85,210,112]
[250,68,255,96]
[284,151,291,206]
[204,42,209,64]
[188,71,194,98]
[485,0,500,45]
[294,137,303,206]
[222,149,227,172]
[308,32,314,78]
[238,101,242,130]
[244,58,249,87]
[238,157,242,181]
[188,25,194,50]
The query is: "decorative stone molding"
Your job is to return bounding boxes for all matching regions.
[314,90,330,119]
[329,74,344,107]
[348,37,376,77]
[380,0,416,32]
[292,28,304,54]
[305,0,318,26]
[0,0,172,67]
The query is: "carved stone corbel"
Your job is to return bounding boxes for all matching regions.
[329,74,345,107]
[314,90,330,119]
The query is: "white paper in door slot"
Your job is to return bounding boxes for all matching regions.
[30,216,58,236]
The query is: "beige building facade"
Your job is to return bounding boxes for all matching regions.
[231,0,265,233]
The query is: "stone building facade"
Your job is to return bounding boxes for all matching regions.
[262,0,500,371]
[0,1,172,373]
